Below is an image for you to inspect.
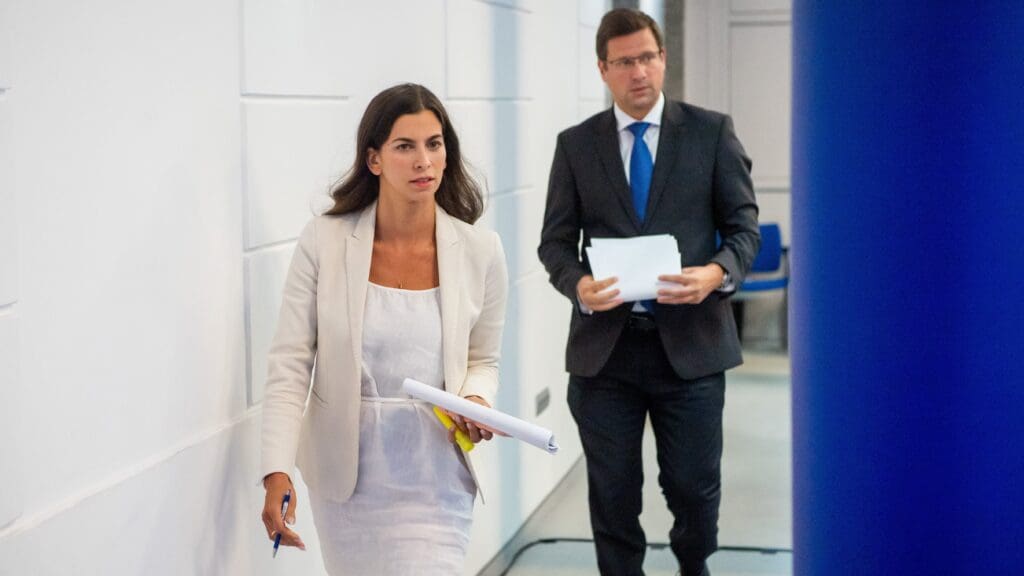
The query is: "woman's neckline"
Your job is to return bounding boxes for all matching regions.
[368,281,440,293]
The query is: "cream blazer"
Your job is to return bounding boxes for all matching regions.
[260,202,508,503]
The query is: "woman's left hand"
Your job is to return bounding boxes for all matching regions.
[448,396,503,444]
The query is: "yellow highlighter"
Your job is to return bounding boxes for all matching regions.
[433,406,475,452]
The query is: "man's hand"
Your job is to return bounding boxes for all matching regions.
[657,264,725,305]
[576,275,624,312]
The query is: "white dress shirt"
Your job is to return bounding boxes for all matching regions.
[614,91,665,181]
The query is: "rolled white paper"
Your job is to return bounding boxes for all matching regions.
[402,378,559,455]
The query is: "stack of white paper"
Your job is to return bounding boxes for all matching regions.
[585,234,682,301]
[402,378,559,455]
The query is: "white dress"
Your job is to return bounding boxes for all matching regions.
[308,283,476,576]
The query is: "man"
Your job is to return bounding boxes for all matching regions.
[538,9,760,576]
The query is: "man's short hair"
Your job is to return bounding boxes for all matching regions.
[596,8,664,61]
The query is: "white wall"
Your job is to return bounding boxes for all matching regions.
[685,0,792,244]
[0,0,18,533]
[684,0,792,347]
[0,0,607,573]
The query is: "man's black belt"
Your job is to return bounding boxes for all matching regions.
[627,311,658,332]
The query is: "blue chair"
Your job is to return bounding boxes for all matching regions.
[733,223,789,348]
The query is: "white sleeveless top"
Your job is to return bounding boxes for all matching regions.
[359,282,445,397]
[307,283,475,576]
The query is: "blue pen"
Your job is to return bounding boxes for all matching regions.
[272,489,291,558]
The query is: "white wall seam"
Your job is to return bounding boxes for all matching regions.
[0,407,263,541]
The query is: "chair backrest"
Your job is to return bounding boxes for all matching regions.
[751,223,783,272]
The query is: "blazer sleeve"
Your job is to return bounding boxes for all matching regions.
[458,231,509,406]
[538,133,590,306]
[260,219,319,482]
[710,115,761,287]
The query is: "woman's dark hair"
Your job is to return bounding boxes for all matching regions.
[596,8,664,61]
[324,83,484,224]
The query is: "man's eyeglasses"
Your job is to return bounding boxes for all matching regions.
[605,51,663,71]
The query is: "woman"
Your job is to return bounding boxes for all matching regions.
[259,83,508,574]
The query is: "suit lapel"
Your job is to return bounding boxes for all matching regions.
[435,206,462,393]
[643,101,685,232]
[595,110,643,232]
[346,203,377,365]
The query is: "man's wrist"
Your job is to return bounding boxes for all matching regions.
[576,275,595,315]
[576,290,594,315]
[710,263,733,291]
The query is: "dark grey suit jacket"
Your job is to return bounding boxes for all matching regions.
[538,100,760,380]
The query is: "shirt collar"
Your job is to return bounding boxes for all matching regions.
[614,92,665,133]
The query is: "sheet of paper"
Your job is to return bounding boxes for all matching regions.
[586,234,681,301]
[402,378,559,455]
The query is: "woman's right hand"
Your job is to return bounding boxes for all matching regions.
[261,472,306,551]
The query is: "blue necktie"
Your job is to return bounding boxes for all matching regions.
[628,122,653,223]
[628,122,656,314]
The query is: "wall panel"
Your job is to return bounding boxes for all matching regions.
[447,0,537,99]
[0,416,326,576]
[578,26,605,101]
[480,0,539,12]
[686,0,792,238]
[476,188,546,282]
[345,0,447,99]
[0,101,16,306]
[730,23,791,190]
[447,100,532,197]
[757,189,791,244]
[579,97,606,122]
[245,244,294,406]
[242,0,352,96]
[0,0,245,526]
[243,100,351,249]
[0,317,22,528]
[580,0,608,27]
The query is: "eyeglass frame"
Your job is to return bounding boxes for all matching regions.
[602,50,664,71]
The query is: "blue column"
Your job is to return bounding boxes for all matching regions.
[791,3,1024,574]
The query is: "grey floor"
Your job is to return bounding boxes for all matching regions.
[500,351,793,575]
